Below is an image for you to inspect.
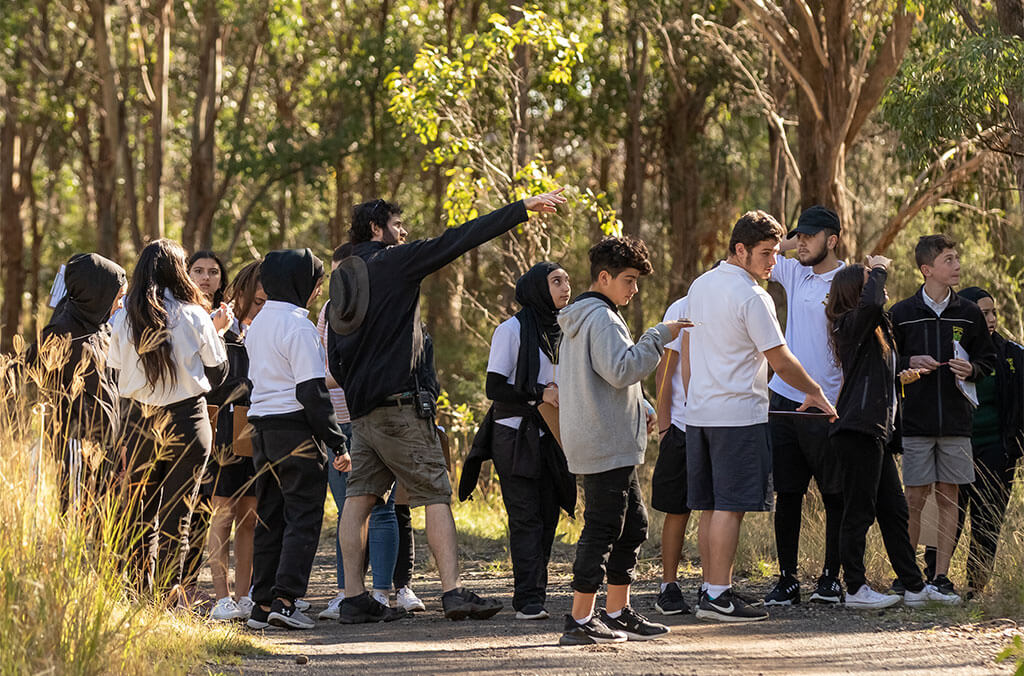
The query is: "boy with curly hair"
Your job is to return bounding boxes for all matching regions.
[557,236,688,645]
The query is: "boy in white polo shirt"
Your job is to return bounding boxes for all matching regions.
[764,206,846,607]
[682,211,837,622]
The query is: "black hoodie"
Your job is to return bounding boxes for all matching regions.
[890,286,997,437]
[250,249,346,452]
[27,253,126,443]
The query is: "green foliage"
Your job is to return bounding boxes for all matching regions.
[882,10,1024,167]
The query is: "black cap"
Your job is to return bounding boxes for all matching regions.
[787,205,841,238]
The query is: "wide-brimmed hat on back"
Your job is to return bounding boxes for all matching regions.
[328,255,369,335]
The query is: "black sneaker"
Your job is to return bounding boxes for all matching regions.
[599,606,670,641]
[888,577,906,595]
[559,614,628,645]
[764,575,801,606]
[515,603,550,620]
[931,574,957,596]
[246,603,270,630]
[733,589,766,608]
[339,591,408,624]
[696,588,769,623]
[268,598,315,629]
[809,575,844,604]
[441,587,503,621]
[655,582,691,615]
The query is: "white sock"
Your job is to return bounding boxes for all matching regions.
[701,582,710,592]
[573,613,592,625]
[605,608,623,619]
[706,584,730,600]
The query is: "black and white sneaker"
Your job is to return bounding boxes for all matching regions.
[559,614,628,646]
[764,575,801,606]
[268,599,316,629]
[515,603,550,620]
[339,592,407,624]
[888,577,906,595]
[809,575,844,604]
[930,574,957,596]
[246,604,270,630]
[599,606,669,641]
[696,588,769,623]
[655,582,691,615]
[441,587,503,621]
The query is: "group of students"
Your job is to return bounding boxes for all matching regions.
[25,192,1023,645]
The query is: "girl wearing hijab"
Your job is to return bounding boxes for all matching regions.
[244,249,348,630]
[108,239,229,597]
[28,253,127,508]
[205,261,266,621]
[825,256,958,608]
[482,261,574,620]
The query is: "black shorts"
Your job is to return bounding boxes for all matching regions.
[204,449,257,498]
[651,425,689,514]
[686,423,773,512]
[769,392,841,495]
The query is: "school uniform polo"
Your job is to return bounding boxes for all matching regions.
[247,300,328,417]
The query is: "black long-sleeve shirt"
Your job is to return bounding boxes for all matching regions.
[329,200,528,418]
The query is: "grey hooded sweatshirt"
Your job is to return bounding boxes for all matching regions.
[557,295,672,475]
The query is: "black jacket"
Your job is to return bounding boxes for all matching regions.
[830,268,899,442]
[206,325,252,447]
[991,331,1024,460]
[329,201,528,419]
[890,286,997,437]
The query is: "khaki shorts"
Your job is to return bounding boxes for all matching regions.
[901,436,975,486]
[347,404,451,507]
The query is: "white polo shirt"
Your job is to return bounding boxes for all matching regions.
[247,300,327,417]
[685,262,786,427]
[660,296,689,431]
[768,256,844,403]
[486,316,556,429]
[109,289,228,406]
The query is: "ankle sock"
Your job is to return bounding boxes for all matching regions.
[706,584,730,600]
[573,613,592,625]
[605,608,623,619]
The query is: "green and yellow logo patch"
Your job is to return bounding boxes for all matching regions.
[952,325,964,342]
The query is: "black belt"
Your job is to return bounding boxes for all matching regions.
[378,393,416,408]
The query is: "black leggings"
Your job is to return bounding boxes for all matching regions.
[122,396,212,593]
[393,504,415,589]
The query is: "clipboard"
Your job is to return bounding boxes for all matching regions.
[538,402,562,448]
[232,405,254,457]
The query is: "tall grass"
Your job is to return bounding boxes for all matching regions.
[0,337,264,675]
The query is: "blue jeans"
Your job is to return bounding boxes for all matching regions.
[328,424,398,590]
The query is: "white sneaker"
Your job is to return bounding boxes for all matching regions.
[844,585,901,609]
[210,596,245,621]
[905,584,961,607]
[294,598,311,612]
[371,589,391,607]
[318,591,345,620]
[236,596,254,618]
[396,586,426,612]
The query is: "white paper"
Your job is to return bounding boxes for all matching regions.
[48,264,67,307]
[953,339,978,407]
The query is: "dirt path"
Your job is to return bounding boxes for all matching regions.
[223,534,1020,675]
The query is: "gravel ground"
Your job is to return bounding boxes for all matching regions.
[209,533,1021,675]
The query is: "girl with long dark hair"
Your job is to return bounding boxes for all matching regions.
[205,261,266,620]
[187,250,229,308]
[108,239,229,597]
[825,256,958,608]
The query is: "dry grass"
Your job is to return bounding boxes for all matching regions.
[0,340,267,675]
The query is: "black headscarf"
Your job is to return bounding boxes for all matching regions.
[48,253,127,338]
[260,249,324,306]
[958,286,992,305]
[512,262,563,398]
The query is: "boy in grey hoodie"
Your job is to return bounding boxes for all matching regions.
[557,237,688,646]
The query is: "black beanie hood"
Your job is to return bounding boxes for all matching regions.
[54,253,127,332]
[260,249,324,307]
[958,286,992,305]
